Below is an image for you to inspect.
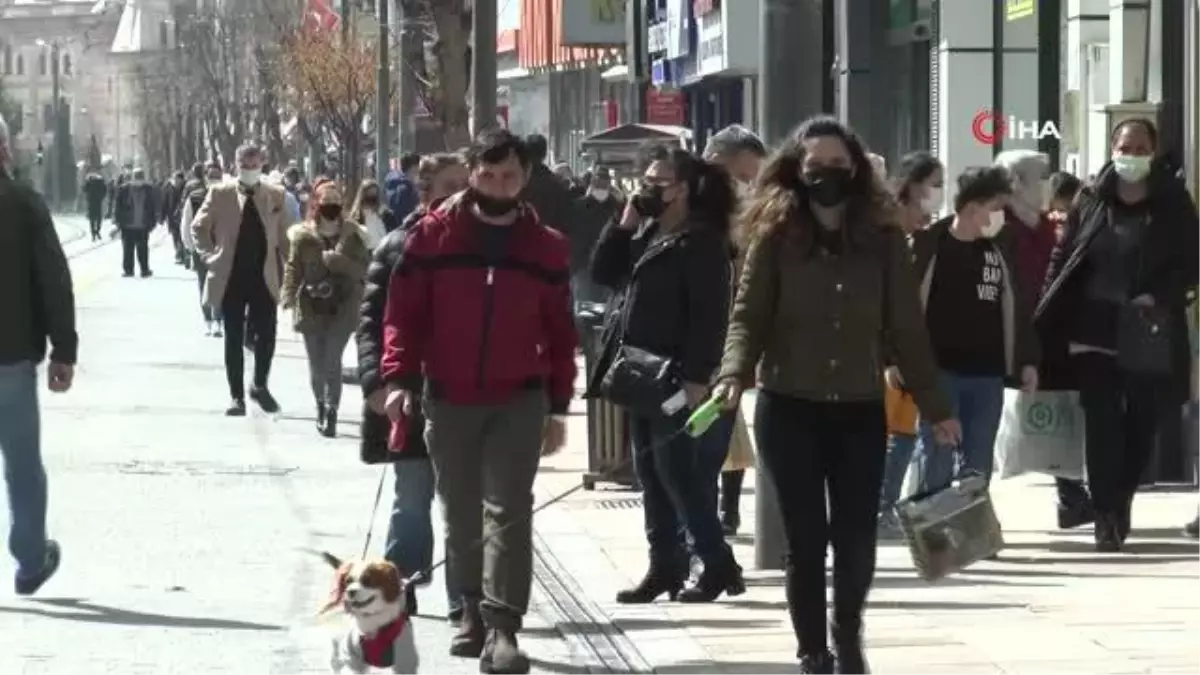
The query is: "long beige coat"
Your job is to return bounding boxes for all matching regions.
[190,181,293,308]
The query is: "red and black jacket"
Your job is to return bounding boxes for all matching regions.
[380,198,578,413]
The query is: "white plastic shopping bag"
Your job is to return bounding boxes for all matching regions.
[994,389,1085,480]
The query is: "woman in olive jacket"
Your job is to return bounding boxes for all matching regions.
[712,117,960,675]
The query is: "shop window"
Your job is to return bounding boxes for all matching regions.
[3,46,10,75]
[16,54,23,76]
[62,54,72,76]
[38,52,46,76]
[160,21,169,48]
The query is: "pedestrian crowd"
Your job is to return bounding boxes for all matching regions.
[1,107,1197,675]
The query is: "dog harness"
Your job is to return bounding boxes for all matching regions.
[359,613,410,668]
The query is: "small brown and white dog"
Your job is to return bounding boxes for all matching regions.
[320,552,419,673]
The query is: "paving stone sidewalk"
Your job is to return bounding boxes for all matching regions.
[0,243,583,674]
[531,395,1200,674]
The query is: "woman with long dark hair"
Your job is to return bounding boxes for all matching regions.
[713,117,960,673]
[586,143,745,604]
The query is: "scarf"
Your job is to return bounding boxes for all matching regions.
[359,613,409,667]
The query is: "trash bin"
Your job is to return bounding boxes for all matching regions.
[577,312,635,491]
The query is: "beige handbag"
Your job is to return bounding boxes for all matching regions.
[722,408,756,473]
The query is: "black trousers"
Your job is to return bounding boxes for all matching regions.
[87,209,103,239]
[220,277,277,400]
[755,391,886,657]
[120,229,150,275]
[1076,352,1166,515]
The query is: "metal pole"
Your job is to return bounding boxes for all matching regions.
[625,0,647,123]
[471,0,498,136]
[759,0,827,146]
[50,42,61,210]
[396,0,416,152]
[375,0,390,184]
[754,0,828,572]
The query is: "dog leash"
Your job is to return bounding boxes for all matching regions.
[356,398,726,584]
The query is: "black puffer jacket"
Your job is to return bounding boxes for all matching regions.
[355,202,441,463]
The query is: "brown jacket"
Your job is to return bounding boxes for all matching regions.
[190,181,293,307]
[280,219,370,333]
[718,224,952,423]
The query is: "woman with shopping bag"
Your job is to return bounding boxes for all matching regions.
[1036,118,1199,552]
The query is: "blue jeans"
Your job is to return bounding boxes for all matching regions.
[0,362,48,577]
[916,371,1005,493]
[696,411,736,517]
[879,433,918,512]
[629,411,734,572]
[384,458,460,606]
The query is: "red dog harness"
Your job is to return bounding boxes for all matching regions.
[359,613,410,668]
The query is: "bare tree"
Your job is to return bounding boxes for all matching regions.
[403,0,472,149]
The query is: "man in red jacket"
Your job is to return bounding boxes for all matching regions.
[381,128,577,675]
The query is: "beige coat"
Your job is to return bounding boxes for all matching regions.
[190,181,293,308]
[280,219,370,333]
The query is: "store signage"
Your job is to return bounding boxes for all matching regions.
[1005,0,1035,21]
[646,88,685,126]
[696,10,725,76]
[665,0,689,59]
[648,21,668,53]
[561,0,627,47]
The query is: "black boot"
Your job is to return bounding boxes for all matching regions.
[315,402,327,435]
[720,470,744,535]
[615,562,685,604]
[1094,513,1122,552]
[321,407,338,438]
[1057,499,1095,529]
[1184,516,1199,539]
[833,624,869,674]
[677,557,745,603]
[1116,495,1133,544]
[450,597,486,658]
[799,651,836,674]
[480,627,530,674]
[225,398,247,417]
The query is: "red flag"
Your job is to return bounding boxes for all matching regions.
[302,0,339,33]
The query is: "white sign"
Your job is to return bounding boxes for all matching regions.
[696,11,725,76]
[560,0,627,46]
[647,21,668,54]
[665,0,688,59]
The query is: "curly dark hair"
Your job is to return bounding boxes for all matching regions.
[738,116,897,252]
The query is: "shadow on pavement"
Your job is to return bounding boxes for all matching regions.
[743,571,1060,590]
[0,598,282,631]
[1000,538,1198,557]
[657,659,798,674]
[527,656,589,674]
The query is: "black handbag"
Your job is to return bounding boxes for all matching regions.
[598,344,680,417]
[1117,304,1173,375]
[1116,208,1174,376]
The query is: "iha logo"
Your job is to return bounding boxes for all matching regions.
[971,109,1062,145]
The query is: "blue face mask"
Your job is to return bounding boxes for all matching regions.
[1112,153,1152,182]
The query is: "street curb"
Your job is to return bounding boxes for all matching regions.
[532,528,655,674]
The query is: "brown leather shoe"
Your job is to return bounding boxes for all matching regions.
[480,628,530,674]
[449,598,485,658]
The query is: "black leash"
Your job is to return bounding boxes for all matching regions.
[355,427,689,585]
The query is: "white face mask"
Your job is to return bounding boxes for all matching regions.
[1112,153,1152,182]
[590,189,610,201]
[920,187,943,215]
[238,169,262,187]
[981,209,1006,238]
[736,181,751,199]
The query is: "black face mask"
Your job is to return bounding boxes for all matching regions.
[318,204,343,220]
[632,185,667,218]
[470,188,519,217]
[803,167,855,207]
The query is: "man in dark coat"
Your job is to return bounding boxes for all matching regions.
[0,114,76,596]
[82,172,108,241]
[520,134,575,234]
[113,168,157,277]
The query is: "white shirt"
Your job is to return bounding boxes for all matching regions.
[363,210,387,250]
